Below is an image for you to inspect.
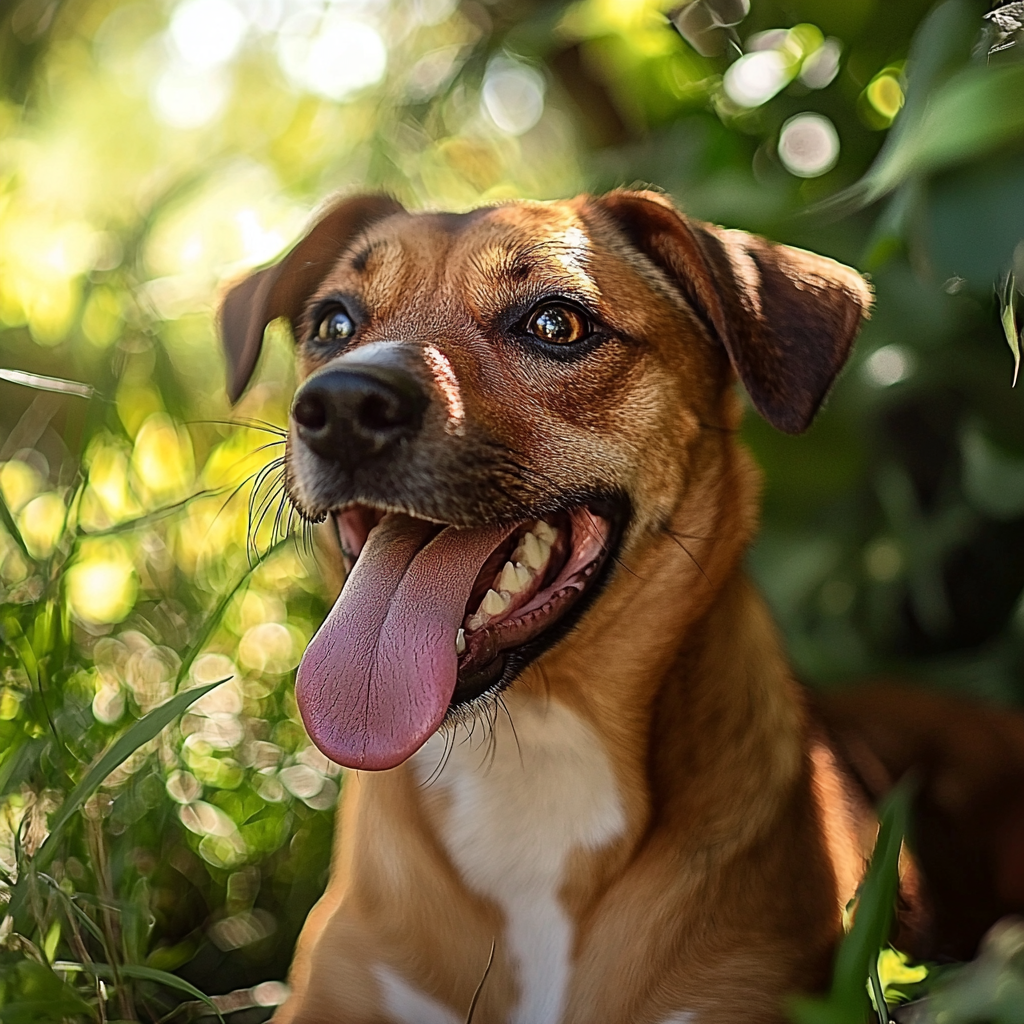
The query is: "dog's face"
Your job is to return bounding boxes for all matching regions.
[220,191,871,771]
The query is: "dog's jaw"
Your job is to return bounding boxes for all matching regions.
[292,498,624,769]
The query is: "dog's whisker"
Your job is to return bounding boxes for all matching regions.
[188,416,288,436]
[497,694,524,770]
[664,531,712,585]
[250,489,285,563]
[665,529,716,541]
[233,456,287,563]
[421,727,456,788]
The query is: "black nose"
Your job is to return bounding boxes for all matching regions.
[292,365,428,464]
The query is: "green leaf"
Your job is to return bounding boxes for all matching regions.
[1001,273,1021,387]
[813,0,1024,216]
[789,780,912,1024]
[6,679,227,920]
[77,489,228,540]
[0,960,93,1024]
[53,963,222,1023]
[0,493,30,564]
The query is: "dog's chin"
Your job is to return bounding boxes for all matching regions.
[331,497,625,715]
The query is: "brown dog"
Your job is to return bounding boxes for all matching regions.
[219,191,1019,1024]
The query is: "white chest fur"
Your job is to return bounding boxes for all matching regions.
[412,695,626,1024]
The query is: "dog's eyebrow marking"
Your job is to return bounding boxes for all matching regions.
[497,228,601,301]
[351,239,385,273]
[423,344,465,436]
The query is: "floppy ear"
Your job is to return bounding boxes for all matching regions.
[219,193,405,403]
[595,190,873,434]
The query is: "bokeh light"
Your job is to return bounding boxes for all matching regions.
[276,13,387,101]
[723,49,792,107]
[482,57,546,135]
[778,112,840,177]
[66,540,139,624]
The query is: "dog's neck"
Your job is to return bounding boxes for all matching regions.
[504,425,804,844]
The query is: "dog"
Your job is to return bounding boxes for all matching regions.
[218,190,1024,1024]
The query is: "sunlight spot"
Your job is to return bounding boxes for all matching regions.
[92,682,125,725]
[864,344,915,387]
[778,113,840,177]
[864,539,902,582]
[866,74,905,122]
[166,769,202,804]
[67,540,138,624]
[152,64,229,128]
[423,345,465,435]
[0,459,44,513]
[169,0,248,69]
[723,50,791,107]
[239,621,298,674]
[276,13,387,101]
[19,492,66,559]
[800,37,842,89]
[131,413,195,503]
[235,209,286,264]
[482,57,545,135]
[252,981,290,1007]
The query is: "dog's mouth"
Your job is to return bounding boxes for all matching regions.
[294,501,620,771]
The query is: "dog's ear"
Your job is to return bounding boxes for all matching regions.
[594,190,872,434]
[219,193,405,403]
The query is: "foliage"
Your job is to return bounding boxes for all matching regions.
[0,0,1023,1020]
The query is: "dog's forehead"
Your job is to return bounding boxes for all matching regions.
[354,201,593,274]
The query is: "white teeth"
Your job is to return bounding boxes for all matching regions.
[533,520,557,545]
[515,531,548,571]
[456,628,466,655]
[499,560,532,594]
[481,588,510,617]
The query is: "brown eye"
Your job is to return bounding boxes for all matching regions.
[527,304,590,345]
[315,306,355,343]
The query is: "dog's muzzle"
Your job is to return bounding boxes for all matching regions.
[292,353,428,467]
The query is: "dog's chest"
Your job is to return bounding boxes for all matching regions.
[412,696,626,1024]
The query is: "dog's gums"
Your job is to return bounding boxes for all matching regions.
[330,504,616,712]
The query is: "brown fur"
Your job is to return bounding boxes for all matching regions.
[219,191,1024,1023]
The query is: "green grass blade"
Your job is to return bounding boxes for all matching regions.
[6,679,227,919]
[77,488,229,539]
[54,962,224,1023]
[175,534,297,687]
[0,490,31,562]
[789,779,912,1024]
[1001,274,1020,387]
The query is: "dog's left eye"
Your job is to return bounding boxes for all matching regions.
[526,303,590,345]
[315,305,355,343]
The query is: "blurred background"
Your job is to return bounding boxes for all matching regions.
[1,0,1023,1019]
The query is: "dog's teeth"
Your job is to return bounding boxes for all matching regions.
[481,588,510,616]
[456,628,466,655]
[517,531,547,571]
[533,521,557,545]
[499,561,518,593]
[499,560,531,594]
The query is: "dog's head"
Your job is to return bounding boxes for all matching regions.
[219,190,871,770]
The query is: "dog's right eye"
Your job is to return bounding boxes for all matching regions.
[525,303,590,346]
[314,305,355,344]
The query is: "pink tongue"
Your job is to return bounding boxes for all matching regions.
[295,513,513,770]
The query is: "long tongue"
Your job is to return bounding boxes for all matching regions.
[295,513,514,770]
